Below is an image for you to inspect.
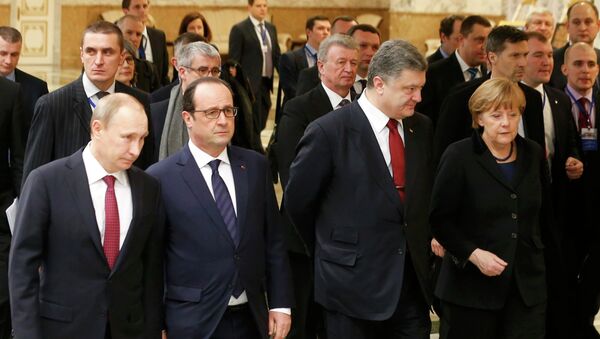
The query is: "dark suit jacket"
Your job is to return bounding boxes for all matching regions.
[134,58,160,93]
[147,145,293,338]
[296,65,320,96]
[150,80,177,103]
[0,78,24,202]
[430,133,548,310]
[426,48,445,65]
[549,43,600,90]
[229,18,281,96]
[14,68,49,134]
[279,47,309,104]
[23,77,155,184]
[417,52,486,127]
[285,101,434,320]
[9,150,164,339]
[434,77,546,164]
[150,98,169,155]
[147,26,170,86]
[275,84,333,255]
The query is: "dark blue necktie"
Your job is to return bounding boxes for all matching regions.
[467,67,478,80]
[209,160,239,246]
[138,35,146,60]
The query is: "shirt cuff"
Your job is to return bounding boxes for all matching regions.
[269,308,291,315]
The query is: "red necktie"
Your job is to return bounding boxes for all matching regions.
[103,175,120,269]
[577,97,591,130]
[387,119,406,201]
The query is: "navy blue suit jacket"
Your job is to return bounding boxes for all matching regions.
[147,145,293,338]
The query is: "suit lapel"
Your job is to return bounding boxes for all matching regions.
[402,117,418,212]
[348,103,403,214]
[449,53,464,82]
[244,18,262,50]
[178,146,236,247]
[73,77,93,134]
[310,85,334,121]
[64,151,105,259]
[229,148,248,246]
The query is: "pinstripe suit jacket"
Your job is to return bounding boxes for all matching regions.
[22,76,154,184]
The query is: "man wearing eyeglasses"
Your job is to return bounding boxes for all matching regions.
[147,76,293,339]
[152,41,221,160]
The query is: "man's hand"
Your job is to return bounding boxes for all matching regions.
[565,157,584,180]
[431,238,445,257]
[268,311,291,339]
[468,248,507,277]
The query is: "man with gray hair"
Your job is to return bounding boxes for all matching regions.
[151,41,221,160]
[524,8,555,41]
[285,40,434,338]
[274,33,358,339]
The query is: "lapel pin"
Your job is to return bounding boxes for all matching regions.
[409,128,414,133]
[240,164,246,170]
[554,100,558,104]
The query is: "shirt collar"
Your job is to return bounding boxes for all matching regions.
[321,82,351,108]
[5,70,15,81]
[566,83,593,102]
[82,72,116,99]
[439,47,449,59]
[188,139,231,169]
[355,74,367,82]
[142,25,149,38]
[249,15,263,27]
[82,143,128,186]
[305,43,318,56]
[455,50,478,73]
[358,90,403,134]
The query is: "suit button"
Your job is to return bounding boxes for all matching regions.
[397,248,404,255]
[510,193,517,199]
[511,233,518,239]
[511,213,517,220]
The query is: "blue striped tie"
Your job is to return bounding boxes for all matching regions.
[467,67,478,80]
[209,160,239,246]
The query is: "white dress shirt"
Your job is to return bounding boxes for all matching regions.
[321,82,351,110]
[533,84,556,161]
[353,75,368,95]
[187,140,290,315]
[455,50,482,81]
[304,43,318,68]
[142,26,154,63]
[82,73,116,110]
[82,144,133,249]
[249,15,273,77]
[358,91,405,177]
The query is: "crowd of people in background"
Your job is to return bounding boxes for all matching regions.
[0,0,599,338]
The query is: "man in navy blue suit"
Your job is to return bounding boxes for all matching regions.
[147,77,293,339]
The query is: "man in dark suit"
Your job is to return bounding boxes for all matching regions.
[347,24,381,96]
[229,0,281,132]
[561,42,600,339]
[22,21,154,184]
[434,26,546,163]
[286,40,434,339]
[9,93,164,339]
[122,0,170,85]
[523,31,584,339]
[417,15,491,127]
[147,77,293,339]
[427,15,464,65]
[549,1,600,90]
[277,15,330,118]
[276,34,358,339]
[0,78,24,339]
[0,26,49,134]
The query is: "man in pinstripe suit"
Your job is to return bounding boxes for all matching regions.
[22,21,154,184]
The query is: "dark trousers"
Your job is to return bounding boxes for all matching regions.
[211,304,261,339]
[576,243,600,339]
[324,260,430,339]
[287,252,326,339]
[252,77,272,133]
[439,283,546,339]
[0,206,11,339]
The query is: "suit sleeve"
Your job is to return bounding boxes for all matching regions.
[157,31,170,86]
[278,52,297,99]
[9,170,49,339]
[429,145,478,264]
[433,89,471,166]
[22,95,54,186]
[271,25,281,74]
[228,25,243,65]
[10,85,25,195]
[275,104,307,188]
[284,121,333,251]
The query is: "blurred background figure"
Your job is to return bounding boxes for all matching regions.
[178,11,213,42]
[427,14,464,64]
[116,40,138,87]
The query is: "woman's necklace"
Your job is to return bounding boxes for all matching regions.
[491,141,514,162]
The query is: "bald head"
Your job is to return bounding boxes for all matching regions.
[562,42,599,95]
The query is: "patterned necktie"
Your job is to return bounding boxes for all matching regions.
[359,79,368,93]
[577,97,591,130]
[259,23,273,77]
[208,160,239,246]
[466,67,478,81]
[96,91,109,100]
[103,175,120,269]
[337,99,351,109]
[387,119,406,201]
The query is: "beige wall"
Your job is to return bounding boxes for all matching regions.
[0,5,9,27]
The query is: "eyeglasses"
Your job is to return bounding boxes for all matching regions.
[181,65,222,77]
[124,56,135,65]
[191,107,238,119]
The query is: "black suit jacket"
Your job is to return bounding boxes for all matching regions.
[147,145,293,338]
[285,101,434,320]
[134,58,160,93]
[426,48,445,65]
[147,27,170,86]
[23,77,155,184]
[275,84,333,255]
[9,150,165,339]
[14,68,49,134]
[229,17,281,95]
[150,80,177,103]
[279,47,309,104]
[296,65,320,96]
[549,43,600,90]
[434,77,546,164]
[0,77,24,203]
[430,133,549,310]
[150,98,169,155]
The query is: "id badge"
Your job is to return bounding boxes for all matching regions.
[581,128,598,151]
